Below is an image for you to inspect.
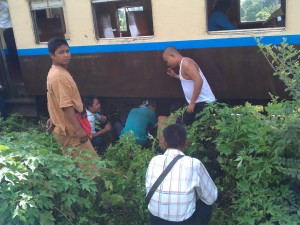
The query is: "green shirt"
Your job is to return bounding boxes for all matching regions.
[121,106,156,145]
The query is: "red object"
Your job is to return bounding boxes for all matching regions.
[75,112,92,139]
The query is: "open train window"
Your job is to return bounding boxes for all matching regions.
[30,0,69,43]
[91,0,154,39]
[207,0,286,32]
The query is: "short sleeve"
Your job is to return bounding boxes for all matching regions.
[194,159,218,205]
[51,75,73,109]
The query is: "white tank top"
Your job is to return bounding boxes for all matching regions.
[179,58,216,104]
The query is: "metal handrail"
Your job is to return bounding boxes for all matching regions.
[0,30,11,91]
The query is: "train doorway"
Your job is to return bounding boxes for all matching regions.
[0,30,37,117]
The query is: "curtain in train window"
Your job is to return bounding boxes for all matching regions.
[91,0,154,39]
[30,0,69,43]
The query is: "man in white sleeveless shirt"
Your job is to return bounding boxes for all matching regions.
[163,47,216,125]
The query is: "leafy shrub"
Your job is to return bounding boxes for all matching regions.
[213,101,299,224]
[257,38,300,104]
[0,113,31,133]
[0,118,122,225]
[104,133,155,224]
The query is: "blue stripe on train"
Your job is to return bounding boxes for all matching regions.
[18,34,300,56]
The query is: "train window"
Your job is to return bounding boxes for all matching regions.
[240,0,285,28]
[207,0,286,32]
[30,0,69,43]
[91,0,154,39]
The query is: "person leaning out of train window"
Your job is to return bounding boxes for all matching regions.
[120,100,157,147]
[262,0,286,28]
[83,96,112,155]
[208,0,236,31]
[163,47,216,126]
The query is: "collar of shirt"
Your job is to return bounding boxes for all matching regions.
[87,109,100,119]
[164,148,185,157]
[86,109,92,117]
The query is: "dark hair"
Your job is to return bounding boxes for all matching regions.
[142,99,156,108]
[163,124,186,149]
[214,0,231,13]
[83,96,97,110]
[48,37,69,55]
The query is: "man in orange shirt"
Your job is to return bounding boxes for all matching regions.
[46,37,98,174]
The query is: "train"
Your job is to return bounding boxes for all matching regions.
[0,0,300,117]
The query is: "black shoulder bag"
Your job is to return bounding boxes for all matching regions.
[146,155,184,205]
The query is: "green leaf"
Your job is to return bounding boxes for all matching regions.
[40,211,55,225]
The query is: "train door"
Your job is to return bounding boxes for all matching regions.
[0,31,37,117]
[0,0,35,117]
[0,34,23,85]
[0,33,10,89]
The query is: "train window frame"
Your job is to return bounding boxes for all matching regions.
[29,0,69,44]
[91,0,154,40]
[206,0,286,35]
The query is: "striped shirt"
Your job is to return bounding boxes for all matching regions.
[145,149,217,222]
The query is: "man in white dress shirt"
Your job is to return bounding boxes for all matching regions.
[146,124,217,225]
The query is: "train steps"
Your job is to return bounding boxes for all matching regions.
[6,97,38,117]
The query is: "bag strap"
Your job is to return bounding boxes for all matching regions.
[146,154,184,205]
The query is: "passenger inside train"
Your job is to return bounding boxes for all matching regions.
[208,0,236,31]
[207,0,286,31]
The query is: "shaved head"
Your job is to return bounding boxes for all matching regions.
[163,46,180,57]
[162,46,183,68]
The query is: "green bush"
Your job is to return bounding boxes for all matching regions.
[0,117,123,225]
[104,133,155,224]
[215,101,299,224]
[257,38,300,104]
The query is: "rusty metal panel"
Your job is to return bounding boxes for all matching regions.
[19,46,289,100]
